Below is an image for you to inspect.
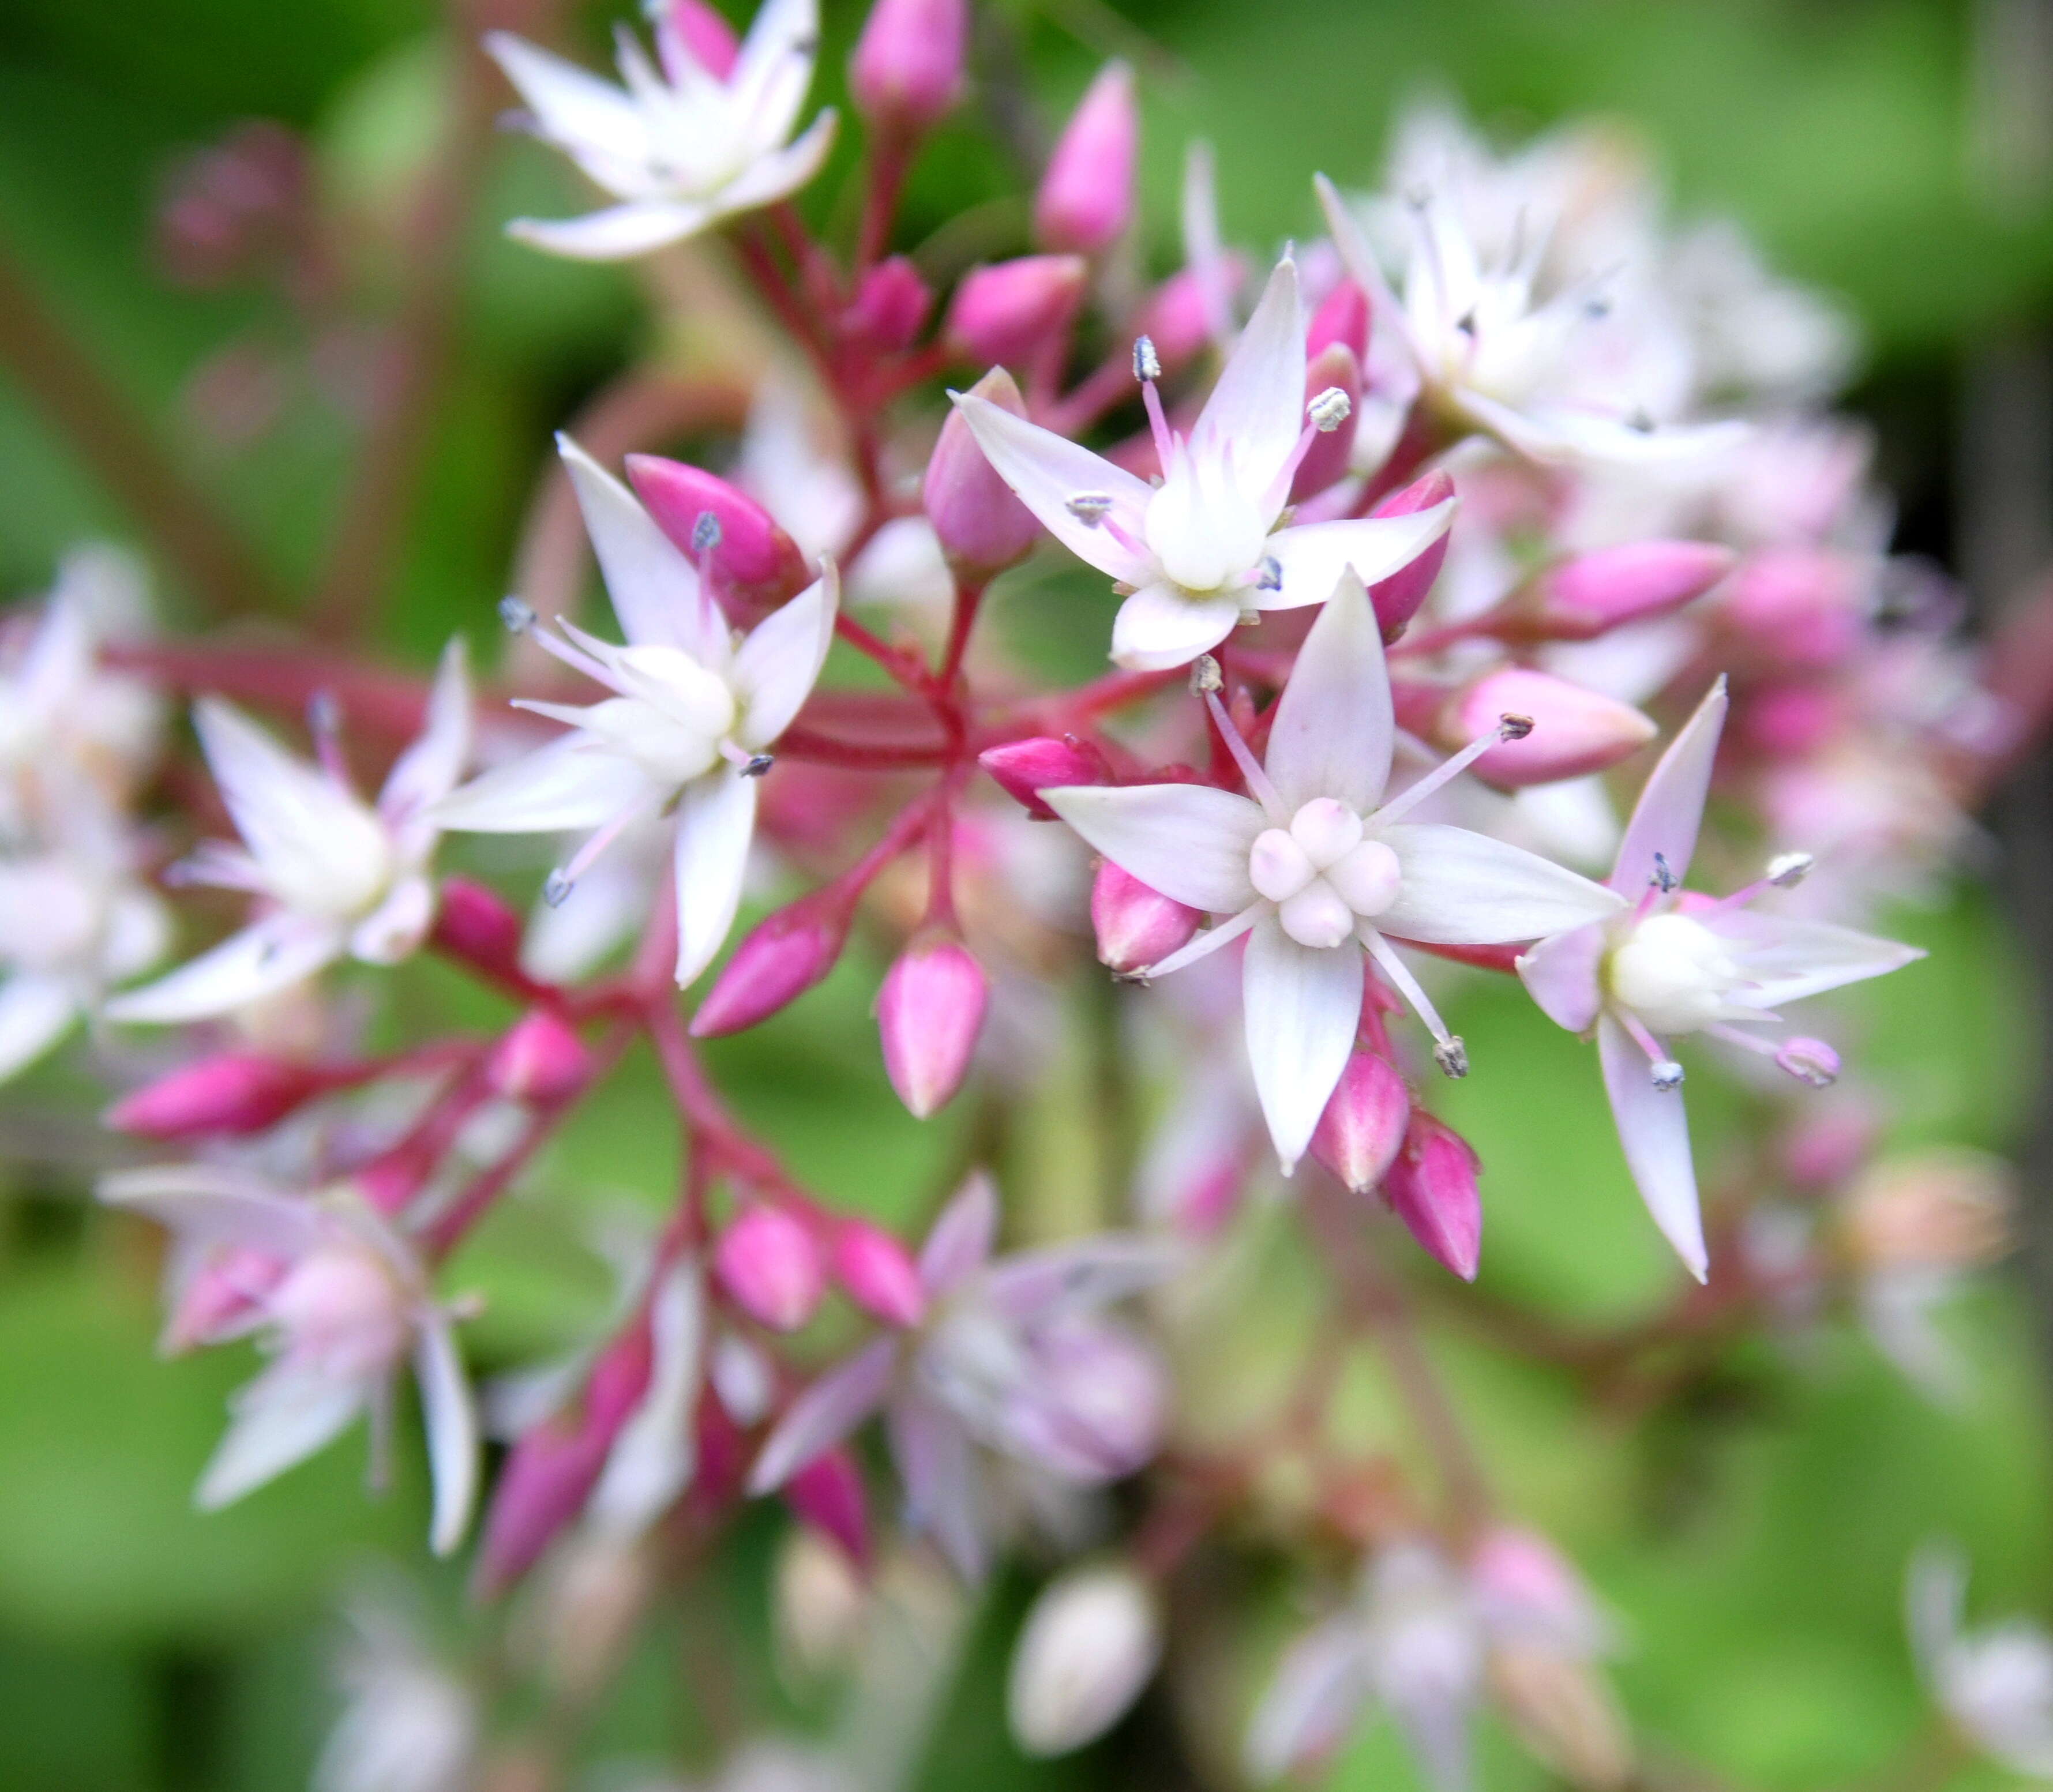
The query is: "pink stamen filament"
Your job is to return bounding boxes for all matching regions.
[1706,1022,1777,1057]
[1616,1008,1671,1066]
[1364,726,1506,828]
[1138,901,1262,979]
[531,621,628,696]
[1364,927,1454,1046]
[1140,378,1177,472]
[558,798,659,890]
[1202,689,1284,817]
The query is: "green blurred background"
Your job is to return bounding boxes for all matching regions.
[0,1,2049,1787]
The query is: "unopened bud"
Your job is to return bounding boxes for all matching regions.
[1778,1097,1879,1189]
[1383,1112,1482,1280]
[1489,1647,1634,1791]
[775,1527,870,1675]
[945,256,1087,367]
[784,1447,871,1565]
[1721,547,1864,670]
[165,1245,284,1351]
[625,455,808,603]
[877,934,989,1118]
[690,888,855,1037]
[1035,62,1138,254]
[1774,1036,1841,1088]
[979,733,1112,820]
[1291,344,1362,501]
[715,1204,826,1332]
[485,1009,591,1103]
[1091,860,1202,974]
[658,0,740,80]
[1308,278,1371,360]
[1311,1048,1410,1193]
[1839,1147,2014,1271]
[107,1052,323,1140]
[846,255,933,351]
[1368,471,1455,640]
[831,1220,928,1326]
[1138,267,1225,373]
[1008,1562,1163,1756]
[1540,541,1736,637]
[928,369,1040,574]
[849,0,968,134]
[1445,668,1657,788]
[1470,1527,1611,1656]
[433,877,528,975]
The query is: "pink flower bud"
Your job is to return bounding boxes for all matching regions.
[1308,279,1371,360]
[690,889,855,1038]
[660,0,740,80]
[1383,1112,1482,1280]
[625,454,808,604]
[1721,548,1864,669]
[1139,264,1242,373]
[433,877,527,976]
[1034,62,1138,254]
[945,256,1087,367]
[846,256,933,352]
[1777,1098,1878,1189]
[877,934,989,1118]
[1311,1049,1410,1194]
[1090,860,1200,974]
[832,1220,928,1326]
[107,1052,322,1140]
[1446,668,1657,788]
[716,1205,827,1332]
[849,0,967,134]
[926,367,1041,575]
[1541,540,1735,637]
[485,1009,591,1103]
[979,734,1112,820]
[785,1447,872,1565]
[1368,471,1455,641]
[1290,342,1362,502]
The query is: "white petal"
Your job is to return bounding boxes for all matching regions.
[1261,505,1455,613]
[378,639,472,826]
[485,32,645,159]
[103,914,347,1024]
[730,0,820,142]
[1044,783,1263,914]
[98,1164,324,1254]
[1612,678,1727,893]
[673,766,758,986]
[1241,916,1363,1174]
[349,874,434,966]
[1109,582,1243,671]
[1182,140,1234,347]
[1713,910,1925,1009]
[1314,173,1412,362]
[748,1335,900,1493]
[1515,919,1608,1032]
[1244,1615,1375,1782]
[1373,824,1624,944]
[949,396,1157,585]
[588,1259,704,1534]
[414,1316,480,1556]
[1190,255,1305,510]
[435,735,659,833]
[1264,569,1392,813]
[0,975,77,1082]
[981,1235,1180,1322]
[887,1388,987,1582]
[1597,1012,1706,1280]
[734,562,838,747]
[197,1361,368,1509]
[714,110,838,215]
[920,1171,1000,1294]
[558,435,726,660]
[508,201,710,260]
[192,698,378,889]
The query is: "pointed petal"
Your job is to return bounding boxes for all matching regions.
[672,765,757,987]
[197,1362,367,1509]
[919,1171,1000,1294]
[1191,256,1305,509]
[1375,824,1625,945]
[508,201,710,260]
[1244,1615,1375,1781]
[1597,1013,1706,1280]
[1315,172,1410,360]
[1261,505,1455,613]
[192,698,379,888]
[1044,783,1263,914]
[730,0,820,141]
[1264,569,1392,812]
[1109,581,1243,670]
[349,873,434,966]
[1611,678,1727,893]
[435,736,659,833]
[558,435,726,659]
[748,1336,900,1492]
[485,32,646,156]
[886,1388,987,1581]
[1515,919,1609,1032]
[1242,916,1362,1174]
[1714,911,1925,1009]
[734,562,838,747]
[0,975,77,1081]
[1182,140,1233,347]
[414,1316,481,1556]
[949,396,1157,585]
[103,914,347,1024]
[714,110,838,214]
[98,1165,323,1254]
[379,639,472,824]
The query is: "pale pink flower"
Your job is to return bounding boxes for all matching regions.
[1007,1560,1162,1755]
[1909,1543,2053,1779]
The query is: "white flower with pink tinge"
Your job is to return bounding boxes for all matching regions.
[746,1173,1173,1582]
[1517,679,1923,1279]
[99,1166,480,1554]
[435,435,838,989]
[486,0,837,262]
[105,642,472,1025]
[952,255,1457,670]
[1909,1543,2053,1780]
[1043,569,1626,1175]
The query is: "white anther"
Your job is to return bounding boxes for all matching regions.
[498,596,537,634]
[1307,386,1352,433]
[1133,336,1161,382]
[1188,654,1223,694]
[1434,1037,1470,1079]
[1766,851,1814,888]
[1650,1060,1685,1091]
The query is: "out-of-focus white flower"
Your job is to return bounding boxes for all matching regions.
[106,641,471,1024]
[1007,1560,1163,1755]
[1908,1543,2053,1779]
[487,0,837,261]
[99,1165,480,1553]
[437,436,836,989]
[315,1592,478,1792]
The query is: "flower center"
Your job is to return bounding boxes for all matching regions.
[1143,452,1270,596]
[1250,798,1403,949]
[267,1243,411,1381]
[1604,911,1744,1035]
[264,798,395,922]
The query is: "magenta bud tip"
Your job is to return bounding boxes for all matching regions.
[716,1204,827,1333]
[877,936,989,1118]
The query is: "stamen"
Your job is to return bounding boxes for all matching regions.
[306,690,351,789]
[1617,1009,1684,1088]
[1202,688,1283,817]
[1433,1038,1470,1079]
[1129,901,1263,980]
[539,617,632,693]
[1650,852,1678,893]
[1308,386,1352,433]
[1364,716,1525,828]
[498,596,537,634]
[545,800,655,907]
[690,510,722,556]
[1251,556,1282,592]
[1774,1036,1841,1088]
[1766,851,1814,887]
[1066,494,1113,524]
[1132,335,1161,383]
[1188,654,1223,694]
[718,740,772,776]
[1363,928,1460,1057]
[542,869,574,908]
[741,753,774,778]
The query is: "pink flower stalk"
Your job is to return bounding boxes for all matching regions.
[716,1204,827,1332]
[877,934,989,1118]
[945,256,1089,367]
[1367,471,1457,641]
[1444,668,1658,788]
[626,454,810,606]
[107,1051,324,1140]
[1383,1112,1483,1280]
[1289,343,1363,502]
[925,368,1042,576]
[832,1219,928,1326]
[785,1447,871,1564]
[1540,540,1736,638]
[1034,62,1138,254]
[485,1009,591,1103]
[1310,1047,1410,1194]
[846,256,933,351]
[690,887,856,1038]
[979,734,1112,821]
[1308,278,1371,360]
[849,0,968,134]
[1090,860,1201,974]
